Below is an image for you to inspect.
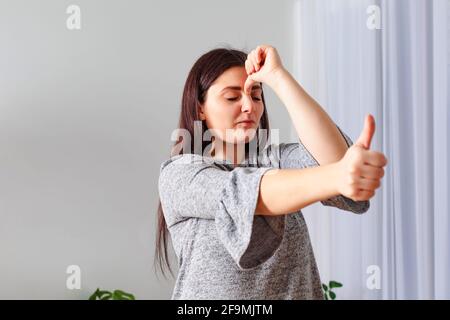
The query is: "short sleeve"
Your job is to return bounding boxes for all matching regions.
[158,154,285,270]
[277,125,370,214]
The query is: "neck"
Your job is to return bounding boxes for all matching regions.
[211,139,246,165]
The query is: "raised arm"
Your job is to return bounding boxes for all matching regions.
[244,45,348,165]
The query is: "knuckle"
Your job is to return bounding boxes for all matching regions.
[377,153,387,165]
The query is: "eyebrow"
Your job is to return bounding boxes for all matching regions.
[220,85,262,93]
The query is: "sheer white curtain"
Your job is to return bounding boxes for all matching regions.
[293,0,449,299]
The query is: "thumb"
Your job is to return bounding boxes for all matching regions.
[355,114,375,150]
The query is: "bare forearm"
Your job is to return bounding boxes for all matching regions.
[268,69,349,165]
[256,164,339,216]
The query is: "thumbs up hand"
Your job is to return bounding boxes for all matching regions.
[333,114,388,202]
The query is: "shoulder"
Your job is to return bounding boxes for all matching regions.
[159,154,225,186]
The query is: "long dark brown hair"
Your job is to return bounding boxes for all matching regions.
[155,47,271,277]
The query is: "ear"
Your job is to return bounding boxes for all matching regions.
[198,103,206,121]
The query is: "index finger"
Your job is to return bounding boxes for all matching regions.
[244,76,256,95]
[363,150,388,167]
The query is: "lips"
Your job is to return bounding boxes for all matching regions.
[236,120,255,125]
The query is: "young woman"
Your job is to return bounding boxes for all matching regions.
[156,45,388,299]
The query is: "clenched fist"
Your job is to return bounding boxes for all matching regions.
[334,114,388,202]
[243,45,286,94]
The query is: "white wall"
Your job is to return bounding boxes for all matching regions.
[0,0,297,299]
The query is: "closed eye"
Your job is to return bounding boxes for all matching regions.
[226,97,261,101]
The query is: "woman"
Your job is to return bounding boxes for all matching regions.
[156,45,388,299]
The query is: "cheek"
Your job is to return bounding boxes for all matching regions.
[204,105,235,130]
[211,106,239,126]
[256,104,265,122]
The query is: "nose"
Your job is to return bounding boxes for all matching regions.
[241,95,255,113]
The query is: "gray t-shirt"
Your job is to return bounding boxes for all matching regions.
[158,127,369,299]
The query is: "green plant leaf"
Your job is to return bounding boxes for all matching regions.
[100,292,112,300]
[322,284,328,292]
[329,291,336,300]
[89,288,113,300]
[88,288,100,300]
[112,290,135,300]
[89,288,135,300]
[329,281,343,289]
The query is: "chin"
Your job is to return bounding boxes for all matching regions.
[233,128,258,144]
